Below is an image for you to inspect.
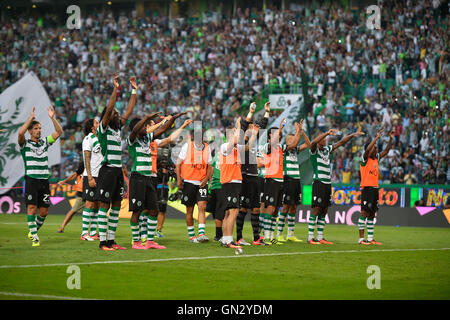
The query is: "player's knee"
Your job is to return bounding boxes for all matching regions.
[39,209,48,217]
[197,202,207,211]
[130,212,140,223]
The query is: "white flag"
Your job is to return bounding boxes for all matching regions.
[258,95,304,146]
[0,72,61,194]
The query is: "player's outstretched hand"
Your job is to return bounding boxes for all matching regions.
[47,106,56,119]
[264,101,270,112]
[147,112,162,119]
[129,76,138,90]
[376,128,384,138]
[389,130,394,139]
[113,74,120,88]
[183,119,193,127]
[354,127,365,137]
[30,107,36,120]
[249,102,256,113]
[174,111,188,119]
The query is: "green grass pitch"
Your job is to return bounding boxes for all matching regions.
[0,213,449,300]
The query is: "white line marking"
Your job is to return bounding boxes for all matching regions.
[0,248,448,269]
[0,291,101,300]
[0,222,60,225]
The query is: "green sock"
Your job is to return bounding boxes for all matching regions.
[98,207,108,242]
[367,218,374,241]
[130,221,140,242]
[277,212,287,237]
[82,208,91,235]
[287,213,296,237]
[308,214,317,241]
[317,216,325,241]
[35,214,46,230]
[107,207,120,241]
[198,223,206,236]
[27,215,37,238]
[89,208,98,237]
[270,215,277,239]
[139,213,148,239]
[263,214,271,239]
[358,216,367,230]
[187,225,195,239]
[147,215,157,241]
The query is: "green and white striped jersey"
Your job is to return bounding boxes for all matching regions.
[310,145,333,184]
[19,136,54,179]
[284,148,301,179]
[127,132,154,176]
[97,122,122,168]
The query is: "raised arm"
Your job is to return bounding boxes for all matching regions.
[153,112,187,138]
[244,125,259,151]
[257,101,271,129]
[48,106,63,142]
[120,76,138,126]
[226,117,241,155]
[363,129,383,160]
[278,118,286,140]
[298,130,311,152]
[379,131,394,159]
[146,114,170,134]
[310,129,336,153]
[285,120,303,152]
[18,107,36,146]
[102,75,120,128]
[129,112,161,144]
[158,119,193,148]
[246,102,256,122]
[332,127,365,151]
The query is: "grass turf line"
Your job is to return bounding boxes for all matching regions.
[0,214,449,300]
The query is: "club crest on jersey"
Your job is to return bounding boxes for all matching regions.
[93,145,101,153]
[318,148,329,162]
[30,145,45,156]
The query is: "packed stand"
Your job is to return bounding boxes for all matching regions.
[0,0,448,184]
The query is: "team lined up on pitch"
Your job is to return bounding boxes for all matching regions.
[19,76,392,249]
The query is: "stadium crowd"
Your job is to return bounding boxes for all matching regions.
[0,0,448,185]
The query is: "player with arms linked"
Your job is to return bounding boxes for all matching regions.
[308,127,364,244]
